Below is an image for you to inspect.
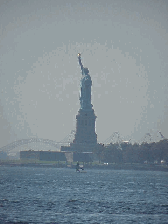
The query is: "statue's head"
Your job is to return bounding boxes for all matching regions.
[83,67,89,75]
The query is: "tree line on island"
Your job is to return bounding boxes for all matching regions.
[95,139,168,164]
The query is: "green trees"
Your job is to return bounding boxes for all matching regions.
[99,139,168,164]
[102,143,122,163]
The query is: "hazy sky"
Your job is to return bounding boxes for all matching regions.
[0,0,168,148]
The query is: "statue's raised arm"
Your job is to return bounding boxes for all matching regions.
[78,53,90,76]
[77,53,83,72]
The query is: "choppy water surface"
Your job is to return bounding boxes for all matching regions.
[0,166,168,224]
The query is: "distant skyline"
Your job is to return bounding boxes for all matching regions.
[0,0,168,149]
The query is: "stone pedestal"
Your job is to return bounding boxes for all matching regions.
[61,108,97,152]
[74,109,97,145]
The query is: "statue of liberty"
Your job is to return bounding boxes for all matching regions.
[61,53,97,151]
[77,53,93,111]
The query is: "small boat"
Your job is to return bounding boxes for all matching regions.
[76,162,86,173]
[76,168,87,173]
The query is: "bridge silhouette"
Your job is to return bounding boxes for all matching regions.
[0,130,76,153]
[102,131,165,145]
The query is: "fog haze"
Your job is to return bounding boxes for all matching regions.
[0,0,168,148]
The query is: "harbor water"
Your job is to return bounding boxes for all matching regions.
[0,166,168,224]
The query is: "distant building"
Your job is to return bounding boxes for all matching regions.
[20,150,66,161]
[0,151,8,160]
[20,150,93,163]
